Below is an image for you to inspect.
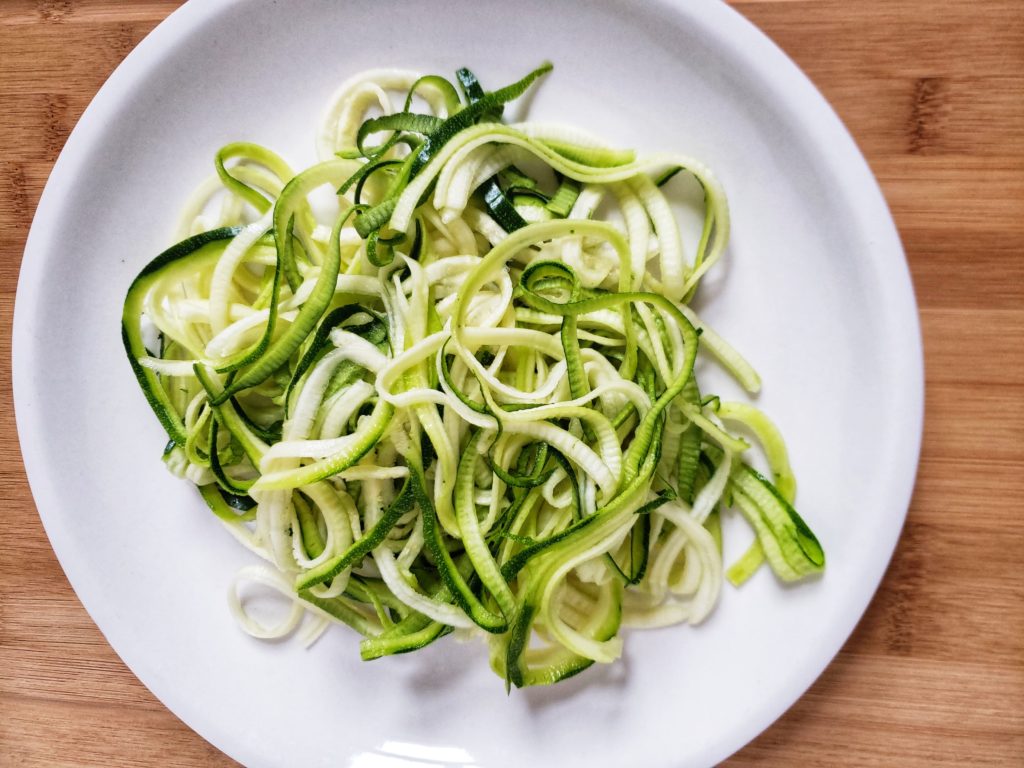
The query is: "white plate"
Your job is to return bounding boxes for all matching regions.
[13,1,923,766]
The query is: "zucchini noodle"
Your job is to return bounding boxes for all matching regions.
[122,63,824,688]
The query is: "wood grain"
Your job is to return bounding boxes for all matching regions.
[1,1,1022,765]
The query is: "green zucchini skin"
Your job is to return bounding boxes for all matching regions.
[123,227,241,445]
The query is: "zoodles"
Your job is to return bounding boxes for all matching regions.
[122,63,823,687]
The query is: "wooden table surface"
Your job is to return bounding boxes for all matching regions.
[2,1,1022,765]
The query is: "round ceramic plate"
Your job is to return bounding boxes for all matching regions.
[13,1,923,766]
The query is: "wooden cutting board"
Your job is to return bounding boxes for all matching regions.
[1,1,1021,765]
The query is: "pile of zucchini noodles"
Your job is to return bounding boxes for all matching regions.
[122,63,824,687]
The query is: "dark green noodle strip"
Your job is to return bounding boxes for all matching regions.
[351,166,399,207]
[355,198,398,238]
[499,165,548,202]
[358,131,428,170]
[650,308,673,367]
[349,61,536,238]
[337,158,400,197]
[547,423,663,576]
[439,343,491,415]
[676,374,703,503]
[412,463,507,633]
[605,472,674,589]
[122,227,242,445]
[352,150,424,239]
[485,442,553,488]
[501,533,539,547]
[403,219,425,262]
[193,364,266,467]
[272,159,358,291]
[409,62,553,177]
[345,575,412,620]
[276,213,305,294]
[610,400,638,431]
[207,418,254,495]
[551,448,583,523]
[604,488,676,585]
[636,488,678,514]
[455,67,499,116]
[320,360,368,405]
[293,491,326,559]
[222,489,256,511]
[731,463,824,575]
[654,165,683,187]
[361,608,452,659]
[197,483,256,523]
[486,484,542,549]
[419,419,439,470]
[297,589,378,636]
[636,356,659,399]
[295,474,417,590]
[366,230,394,267]
[284,304,379,417]
[620,301,640,381]
[514,440,538,473]
[355,112,444,158]
[355,580,393,628]
[481,176,528,232]
[454,431,517,620]
[252,399,395,490]
[213,206,347,404]
[504,527,636,687]
[230,397,282,444]
[345,125,409,161]
[502,600,538,689]
[500,578,623,689]
[627,309,667,391]
[607,514,650,586]
[365,619,452,658]
[703,446,824,578]
[549,265,597,443]
[208,229,285,375]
